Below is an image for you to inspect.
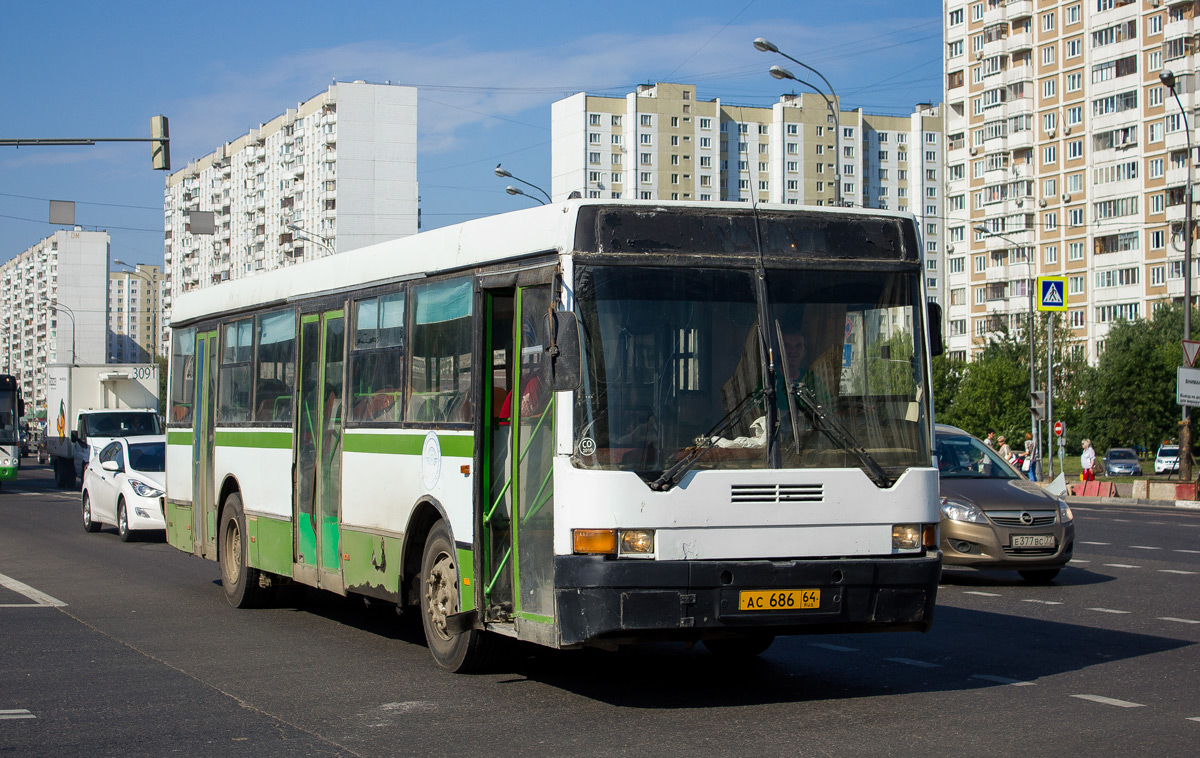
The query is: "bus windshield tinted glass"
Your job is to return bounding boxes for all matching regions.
[769,268,930,472]
[0,390,16,444]
[573,266,767,474]
[572,265,930,476]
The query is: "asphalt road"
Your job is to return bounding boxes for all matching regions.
[2,462,1199,757]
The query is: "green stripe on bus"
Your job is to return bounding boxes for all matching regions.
[214,430,293,449]
[167,430,193,445]
[343,432,474,457]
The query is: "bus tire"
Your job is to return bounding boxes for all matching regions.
[702,633,776,658]
[419,521,495,673]
[219,493,270,609]
[81,491,101,533]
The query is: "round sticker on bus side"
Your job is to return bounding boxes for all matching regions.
[422,431,442,490]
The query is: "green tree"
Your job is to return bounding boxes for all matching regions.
[939,330,1030,440]
[930,352,964,425]
[1082,304,1194,454]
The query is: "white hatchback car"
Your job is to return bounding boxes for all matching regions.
[81,435,166,541]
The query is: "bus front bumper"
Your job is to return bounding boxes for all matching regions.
[552,552,940,647]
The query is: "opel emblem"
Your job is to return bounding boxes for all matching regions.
[1020,511,1033,525]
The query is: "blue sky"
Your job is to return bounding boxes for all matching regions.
[0,0,943,268]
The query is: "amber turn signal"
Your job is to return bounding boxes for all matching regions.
[573,529,618,554]
[922,523,938,548]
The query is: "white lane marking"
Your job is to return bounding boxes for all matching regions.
[1022,599,1064,605]
[1108,519,1132,523]
[1081,541,1110,545]
[0,574,66,607]
[972,675,1035,686]
[1088,607,1131,614]
[964,591,1001,597]
[1188,717,1200,723]
[886,658,941,668]
[1159,569,1198,575]
[1158,617,1200,625]
[1175,549,1200,554]
[808,643,858,652]
[0,709,35,720]
[1130,546,1162,550]
[1072,694,1145,708]
[1103,564,1141,569]
[1070,559,1091,564]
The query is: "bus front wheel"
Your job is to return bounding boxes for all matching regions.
[419,521,496,673]
[219,493,271,609]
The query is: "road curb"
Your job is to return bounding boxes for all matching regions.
[1064,495,1193,509]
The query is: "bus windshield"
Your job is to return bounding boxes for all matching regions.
[572,264,930,479]
[0,389,16,445]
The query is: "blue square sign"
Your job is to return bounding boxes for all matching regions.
[1038,276,1068,312]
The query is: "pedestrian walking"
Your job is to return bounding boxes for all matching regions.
[984,429,996,448]
[1080,439,1095,482]
[997,435,1013,463]
[1023,432,1038,481]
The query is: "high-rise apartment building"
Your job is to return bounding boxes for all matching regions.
[551,83,945,300]
[943,0,1192,362]
[108,264,164,363]
[163,81,418,325]
[0,229,110,416]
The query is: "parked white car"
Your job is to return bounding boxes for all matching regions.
[1155,444,1181,475]
[81,435,166,541]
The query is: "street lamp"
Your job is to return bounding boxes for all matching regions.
[285,223,335,256]
[43,298,76,366]
[504,185,545,205]
[755,37,843,206]
[1161,68,1194,481]
[113,260,158,360]
[495,164,552,204]
[976,225,1042,478]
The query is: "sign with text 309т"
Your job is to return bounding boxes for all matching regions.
[1178,367,1200,407]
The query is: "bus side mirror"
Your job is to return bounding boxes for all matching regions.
[18,399,24,418]
[70,431,79,444]
[927,302,944,357]
[545,310,582,392]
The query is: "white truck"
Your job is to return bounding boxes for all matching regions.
[45,364,162,489]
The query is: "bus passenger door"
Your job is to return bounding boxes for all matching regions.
[192,330,218,558]
[294,310,346,591]
[482,284,555,625]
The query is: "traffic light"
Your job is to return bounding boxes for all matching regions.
[151,115,170,171]
[1030,391,1046,421]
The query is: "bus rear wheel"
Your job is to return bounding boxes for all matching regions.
[219,493,271,609]
[419,521,496,673]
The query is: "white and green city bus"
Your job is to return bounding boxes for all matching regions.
[165,200,943,671]
[0,375,22,488]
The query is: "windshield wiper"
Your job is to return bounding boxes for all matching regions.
[790,382,895,489]
[649,387,767,492]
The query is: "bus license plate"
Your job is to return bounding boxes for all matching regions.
[1011,534,1056,548]
[738,589,820,611]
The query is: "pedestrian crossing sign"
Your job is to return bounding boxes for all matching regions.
[1037,276,1068,311]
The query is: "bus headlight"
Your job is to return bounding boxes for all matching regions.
[892,524,922,550]
[619,529,655,557]
[573,528,656,557]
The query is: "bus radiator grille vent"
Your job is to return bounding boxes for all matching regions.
[730,484,824,504]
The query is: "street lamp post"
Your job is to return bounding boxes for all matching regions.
[43,298,76,366]
[113,260,158,360]
[755,37,842,206]
[495,164,552,204]
[976,225,1041,479]
[285,223,335,256]
[1161,69,1194,481]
